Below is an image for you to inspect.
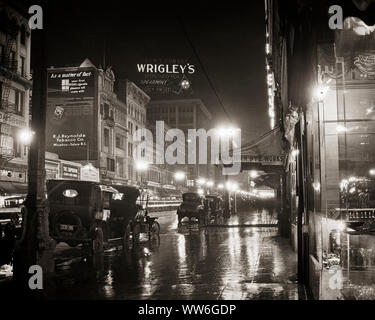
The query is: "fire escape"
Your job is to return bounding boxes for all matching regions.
[0,29,18,166]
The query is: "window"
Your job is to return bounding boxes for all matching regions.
[20,56,25,77]
[13,138,22,158]
[8,51,17,70]
[116,134,125,149]
[107,158,115,172]
[128,142,133,157]
[104,128,109,147]
[15,91,24,115]
[20,26,26,45]
[117,157,124,177]
[128,164,133,180]
[104,103,110,119]
[103,192,111,209]
[128,121,133,134]
[9,51,15,64]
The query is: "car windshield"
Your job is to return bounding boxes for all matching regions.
[183,193,200,202]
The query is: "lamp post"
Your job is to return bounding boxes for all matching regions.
[13,14,56,285]
[174,171,186,190]
[135,160,149,188]
[217,126,240,217]
[206,180,214,195]
[18,128,35,146]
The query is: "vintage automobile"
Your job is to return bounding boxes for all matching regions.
[0,196,25,229]
[205,195,224,223]
[113,186,160,247]
[0,196,25,266]
[47,180,147,253]
[177,192,209,225]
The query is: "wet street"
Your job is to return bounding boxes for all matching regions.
[42,209,306,300]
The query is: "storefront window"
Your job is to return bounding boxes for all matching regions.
[318,19,375,299]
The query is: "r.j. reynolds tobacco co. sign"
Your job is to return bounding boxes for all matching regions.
[137,63,196,74]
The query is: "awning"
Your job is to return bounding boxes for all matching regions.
[0,182,28,195]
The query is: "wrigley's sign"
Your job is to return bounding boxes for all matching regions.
[137,63,195,74]
[136,58,196,96]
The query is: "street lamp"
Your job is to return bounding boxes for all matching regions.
[206,180,214,195]
[174,171,186,181]
[174,171,186,190]
[135,160,149,187]
[206,180,214,188]
[249,170,258,179]
[315,85,329,101]
[197,178,206,185]
[135,160,149,171]
[217,183,224,190]
[225,181,232,191]
[197,188,204,196]
[18,128,35,145]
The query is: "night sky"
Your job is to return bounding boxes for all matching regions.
[41,0,268,144]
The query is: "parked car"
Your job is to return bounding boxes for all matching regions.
[205,195,224,223]
[177,192,209,225]
[47,180,141,253]
[0,196,25,266]
[0,196,25,228]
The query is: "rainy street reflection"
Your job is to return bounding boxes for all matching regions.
[44,209,305,300]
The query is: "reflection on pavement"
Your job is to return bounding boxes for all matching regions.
[43,209,305,300]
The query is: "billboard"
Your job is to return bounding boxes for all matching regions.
[46,68,97,160]
[136,58,196,97]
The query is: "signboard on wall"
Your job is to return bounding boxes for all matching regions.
[136,58,196,97]
[61,164,80,180]
[81,163,100,182]
[46,68,97,160]
[0,169,27,183]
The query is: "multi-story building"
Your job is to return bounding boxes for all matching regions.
[117,79,150,186]
[147,121,178,196]
[266,0,375,300]
[0,2,32,197]
[116,81,178,195]
[147,98,216,186]
[46,59,129,185]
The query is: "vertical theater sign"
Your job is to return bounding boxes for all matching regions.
[46,67,98,161]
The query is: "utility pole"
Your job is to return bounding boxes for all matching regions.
[13,1,55,286]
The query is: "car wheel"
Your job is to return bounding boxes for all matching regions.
[132,222,141,242]
[92,226,104,254]
[123,223,132,250]
[149,221,160,239]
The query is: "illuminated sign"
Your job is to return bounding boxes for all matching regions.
[46,68,97,160]
[136,58,196,96]
[81,163,100,182]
